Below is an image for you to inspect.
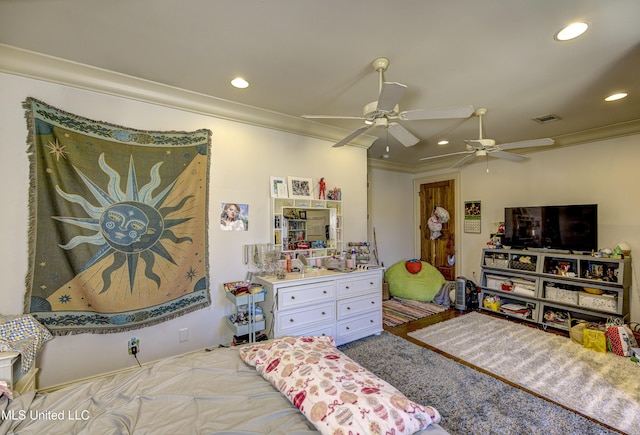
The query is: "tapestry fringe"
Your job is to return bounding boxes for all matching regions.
[47,300,212,336]
[23,98,38,315]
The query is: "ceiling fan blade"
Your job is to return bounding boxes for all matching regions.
[387,122,420,147]
[377,82,407,112]
[399,105,475,121]
[333,124,374,148]
[498,138,555,150]
[419,150,474,162]
[301,115,366,120]
[490,150,527,162]
[452,153,478,168]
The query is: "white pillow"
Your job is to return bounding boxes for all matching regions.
[240,336,441,435]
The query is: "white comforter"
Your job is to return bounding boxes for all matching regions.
[0,347,448,434]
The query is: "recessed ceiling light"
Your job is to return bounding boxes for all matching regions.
[231,77,249,89]
[605,92,628,102]
[555,22,589,41]
[437,140,449,145]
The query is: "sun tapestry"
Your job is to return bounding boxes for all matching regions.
[23,98,211,335]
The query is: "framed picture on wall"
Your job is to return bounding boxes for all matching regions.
[270,176,288,198]
[288,176,312,199]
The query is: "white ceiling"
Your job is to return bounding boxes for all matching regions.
[1,0,639,170]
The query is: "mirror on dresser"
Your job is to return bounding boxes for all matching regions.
[272,198,342,260]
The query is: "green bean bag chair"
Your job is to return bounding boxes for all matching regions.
[385,260,446,302]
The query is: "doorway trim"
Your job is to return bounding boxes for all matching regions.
[413,172,462,272]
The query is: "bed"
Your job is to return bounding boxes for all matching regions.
[1,336,448,434]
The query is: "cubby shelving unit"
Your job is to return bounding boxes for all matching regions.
[480,248,631,330]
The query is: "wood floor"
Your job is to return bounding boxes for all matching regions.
[383,308,619,433]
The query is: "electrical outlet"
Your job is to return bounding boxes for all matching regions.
[179,328,189,342]
[128,337,140,355]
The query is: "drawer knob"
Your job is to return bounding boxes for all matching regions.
[289,319,294,323]
[322,311,326,315]
[345,286,350,289]
[371,301,375,304]
[347,306,351,310]
[370,319,374,323]
[291,296,295,300]
[323,290,327,294]
[346,326,350,330]
[370,282,374,285]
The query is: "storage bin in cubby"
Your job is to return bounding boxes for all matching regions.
[545,286,579,305]
[578,292,617,313]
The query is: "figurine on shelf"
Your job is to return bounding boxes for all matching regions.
[318,177,326,199]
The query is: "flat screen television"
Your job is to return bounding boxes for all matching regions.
[503,204,597,253]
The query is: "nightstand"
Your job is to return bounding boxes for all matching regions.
[0,351,38,394]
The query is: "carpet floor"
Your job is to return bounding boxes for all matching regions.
[339,331,619,435]
[382,297,448,327]
[408,312,640,434]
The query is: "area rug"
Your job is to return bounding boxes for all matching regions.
[23,98,211,334]
[408,312,640,434]
[382,297,448,327]
[339,331,619,435]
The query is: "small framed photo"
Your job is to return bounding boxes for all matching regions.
[270,176,288,198]
[288,176,312,199]
[298,210,307,220]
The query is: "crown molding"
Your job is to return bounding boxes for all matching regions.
[0,44,377,149]
[368,118,640,173]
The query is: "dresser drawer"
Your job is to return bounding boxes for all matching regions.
[337,274,382,298]
[337,293,381,319]
[336,311,382,344]
[289,323,337,340]
[278,281,335,309]
[277,302,335,334]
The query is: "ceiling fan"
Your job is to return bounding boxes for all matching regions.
[301,57,475,148]
[419,108,555,167]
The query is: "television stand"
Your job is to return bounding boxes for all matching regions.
[525,247,571,254]
[479,248,630,332]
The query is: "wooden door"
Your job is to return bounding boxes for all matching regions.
[420,180,456,280]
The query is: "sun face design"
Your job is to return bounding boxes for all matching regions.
[54,153,192,294]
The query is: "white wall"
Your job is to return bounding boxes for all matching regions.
[0,72,368,387]
[368,168,414,268]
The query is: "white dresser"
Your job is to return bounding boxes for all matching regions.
[255,268,383,346]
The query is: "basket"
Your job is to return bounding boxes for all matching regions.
[510,261,536,271]
[546,286,578,305]
[578,292,617,313]
[485,257,509,268]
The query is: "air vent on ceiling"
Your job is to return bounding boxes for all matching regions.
[533,113,561,124]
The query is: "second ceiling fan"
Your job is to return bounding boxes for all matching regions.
[419,108,555,167]
[302,57,475,148]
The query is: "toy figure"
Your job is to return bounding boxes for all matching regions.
[319,178,326,199]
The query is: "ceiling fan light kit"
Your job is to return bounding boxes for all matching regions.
[419,108,555,168]
[302,57,474,149]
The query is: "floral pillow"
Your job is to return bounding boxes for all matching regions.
[239,336,441,435]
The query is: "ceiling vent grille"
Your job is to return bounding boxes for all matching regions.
[533,113,561,124]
